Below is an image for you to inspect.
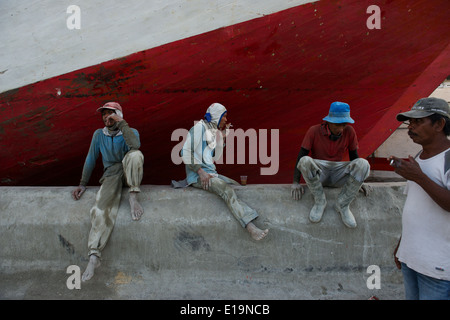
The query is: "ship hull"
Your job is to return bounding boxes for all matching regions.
[1,0,449,186]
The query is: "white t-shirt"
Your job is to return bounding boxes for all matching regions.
[396,147,450,281]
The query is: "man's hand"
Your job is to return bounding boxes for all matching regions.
[393,238,402,270]
[72,185,86,200]
[291,182,305,200]
[389,155,424,183]
[105,112,123,126]
[220,123,232,141]
[198,168,213,190]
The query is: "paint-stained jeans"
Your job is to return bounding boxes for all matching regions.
[88,150,144,257]
[298,156,370,187]
[192,177,258,228]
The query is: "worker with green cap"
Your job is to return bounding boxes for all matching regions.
[391,97,450,300]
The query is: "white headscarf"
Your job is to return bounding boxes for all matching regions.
[201,103,227,149]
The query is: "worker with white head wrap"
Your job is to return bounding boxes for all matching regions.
[177,103,269,241]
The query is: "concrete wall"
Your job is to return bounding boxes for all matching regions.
[0,183,406,299]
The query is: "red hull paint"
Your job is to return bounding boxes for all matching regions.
[1,0,449,186]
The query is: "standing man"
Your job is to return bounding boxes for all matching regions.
[391,97,450,300]
[72,102,145,281]
[177,102,268,241]
[291,101,370,228]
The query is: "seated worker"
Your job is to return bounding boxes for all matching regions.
[71,102,144,281]
[174,102,269,240]
[290,101,370,228]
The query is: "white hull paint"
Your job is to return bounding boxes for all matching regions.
[0,0,317,93]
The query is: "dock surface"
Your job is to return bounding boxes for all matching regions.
[0,183,406,300]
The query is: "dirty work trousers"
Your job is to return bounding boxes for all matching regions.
[192,177,258,228]
[87,150,144,258]
[298,156,370,187]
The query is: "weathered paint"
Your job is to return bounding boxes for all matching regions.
[0,0,318,93]
[1,0,449,186]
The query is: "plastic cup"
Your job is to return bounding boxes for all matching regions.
[240,175,247,186]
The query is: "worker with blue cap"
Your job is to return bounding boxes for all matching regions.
[291,102,370,228]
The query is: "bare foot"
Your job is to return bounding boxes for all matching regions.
[246,222,269,241]
[129,192,144,221]
[82,254,101,281]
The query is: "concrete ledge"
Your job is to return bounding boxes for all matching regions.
[0,183,406,299]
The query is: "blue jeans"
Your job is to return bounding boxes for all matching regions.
[401,263,450,300]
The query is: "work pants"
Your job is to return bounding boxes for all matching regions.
[87,150,144,258]
[298,156,370,187]
[192,177,258,228]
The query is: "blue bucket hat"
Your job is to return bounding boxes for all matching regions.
[322,101,355,124]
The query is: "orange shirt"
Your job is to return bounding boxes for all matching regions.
[301,123,358,161]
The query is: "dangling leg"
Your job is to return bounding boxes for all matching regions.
[83,168,123,281]
[193,177,268,240]
[122,150,144,221]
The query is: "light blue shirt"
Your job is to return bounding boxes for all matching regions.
[182,122,218,185]
[80,128,140,185]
